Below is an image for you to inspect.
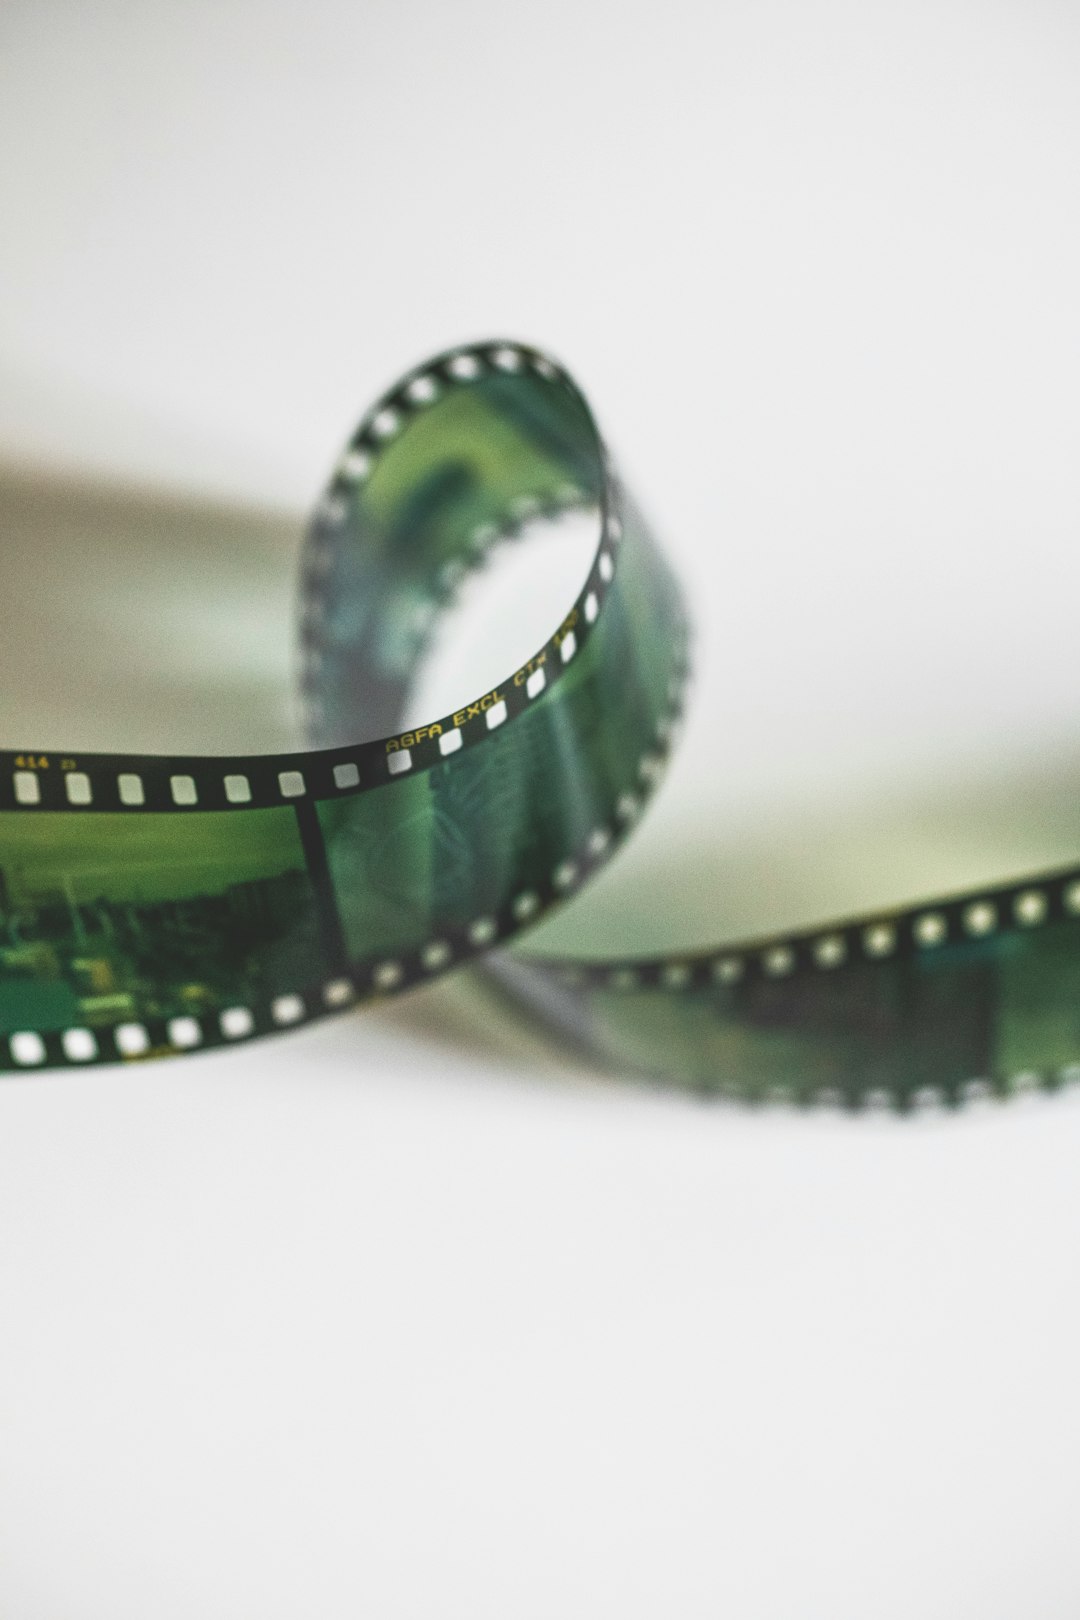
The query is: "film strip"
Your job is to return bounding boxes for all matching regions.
[3,338,1079,1111]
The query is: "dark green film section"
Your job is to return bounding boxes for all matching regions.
[497,910,1080,1108]
[0,807,323,1037]
[310,367,606,748]
[317,496,686,959]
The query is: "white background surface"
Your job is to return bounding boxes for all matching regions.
[2,2,1080,1615]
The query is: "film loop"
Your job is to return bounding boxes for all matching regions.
[3,340,1079,1111]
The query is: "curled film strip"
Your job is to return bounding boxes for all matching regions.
[3,339,1079,1110]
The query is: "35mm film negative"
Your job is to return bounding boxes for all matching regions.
[4,340,1080,1109]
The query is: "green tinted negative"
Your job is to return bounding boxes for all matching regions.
[2,339,1079,1109]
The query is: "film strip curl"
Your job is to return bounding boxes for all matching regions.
[2,339,1078,1111]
